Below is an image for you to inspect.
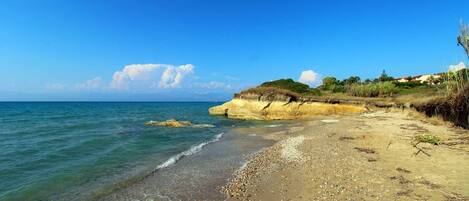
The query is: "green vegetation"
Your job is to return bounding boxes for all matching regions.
[321,76,340,89]
[249,70,443,99]
[414,134,441,145]
[439,69,469,95]
[259,79,321,96]
[343,76,360,85]
[260,79,310,93]
[377,70,394,82]
[240,86,301,97]
[318,70,427,98]
[347,82,397,97]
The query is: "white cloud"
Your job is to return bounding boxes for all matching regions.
[449,62,467,72]
[159,64,194,88]
[110,64,194,90]
[74,77,102,90]
[298,70,320,86]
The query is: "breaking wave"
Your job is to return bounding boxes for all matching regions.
[155,132,225,170]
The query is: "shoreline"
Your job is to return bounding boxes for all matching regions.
[97,120,298,201]
[222,110,469,200]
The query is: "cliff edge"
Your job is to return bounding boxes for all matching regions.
[209,98,365,120]
[209,79,366,120]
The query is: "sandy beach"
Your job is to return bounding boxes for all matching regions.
[223,110,469,200]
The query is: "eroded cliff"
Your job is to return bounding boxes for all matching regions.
[209,98,365,120]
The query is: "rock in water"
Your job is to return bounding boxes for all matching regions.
[145,119,192,127]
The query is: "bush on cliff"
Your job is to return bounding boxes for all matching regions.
[258,79,321,96]
[260,79,311,94]
[347,82,397,97]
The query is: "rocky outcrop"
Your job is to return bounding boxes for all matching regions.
[234,91,299,102]
[209,98,366,120]
[145,119,192,127]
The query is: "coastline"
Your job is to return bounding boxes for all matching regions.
[222,110,469,200]
[97,120,300,201]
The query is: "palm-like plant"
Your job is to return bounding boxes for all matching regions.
[457,21,469,58]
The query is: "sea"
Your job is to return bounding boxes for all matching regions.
[0,102,292,201]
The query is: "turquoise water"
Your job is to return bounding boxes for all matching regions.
[0,102,254,201]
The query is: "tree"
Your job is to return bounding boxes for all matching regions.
[343,76,361,85]
[322,76,339,87]
[378,70,394,82]
[457,21,469,58]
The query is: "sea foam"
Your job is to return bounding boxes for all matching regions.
[155,132,225,170]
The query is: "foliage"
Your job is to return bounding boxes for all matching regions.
[252,79,322,97]
[329,84,346,93]
[440,68,469,95]
[347,82,397,97]
[457,21,469,58]
[260,79,311,94]
[343,76,361,86]
[394,81,426,89]
[396,84,438,95]
[378,70,394,82]
[239,86,301,98]
[322,76,340,88]
[414,134,440,145]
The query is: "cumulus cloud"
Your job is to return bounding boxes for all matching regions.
[449,62,467,72]
[159,64,194,88]
[74,77,102,90]
[298,70,320,86]
[110,64,194,90]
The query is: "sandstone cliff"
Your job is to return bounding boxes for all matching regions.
[209,98,365,120]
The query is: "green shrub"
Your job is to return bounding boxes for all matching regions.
[322,76,339,88]
[260,79,311,94]
[440,69,469,95]
[342,76,361,86]
[415,134,440,145]
[330,84,346,93]
[395,81,426,89]
[347,82,397,97]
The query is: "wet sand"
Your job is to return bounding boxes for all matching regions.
[223,110,469,200]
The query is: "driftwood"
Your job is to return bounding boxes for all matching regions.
[412,142,431,157]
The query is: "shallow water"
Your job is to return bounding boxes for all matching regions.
[0,102,292,201]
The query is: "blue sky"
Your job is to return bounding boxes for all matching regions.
[1,0,468,101]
